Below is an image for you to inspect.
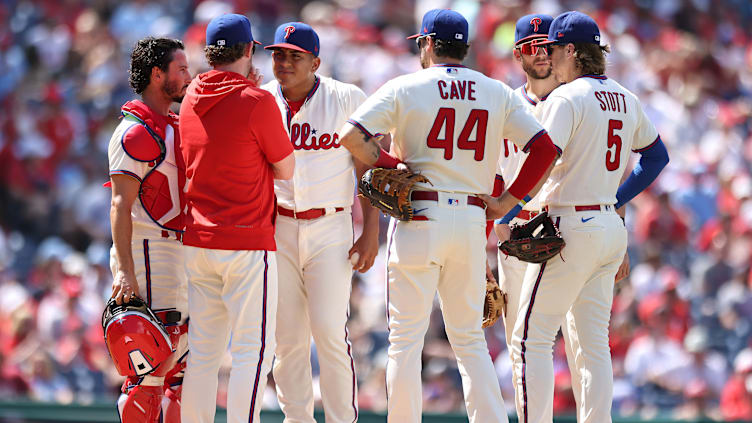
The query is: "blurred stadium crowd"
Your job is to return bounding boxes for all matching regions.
[1,0,752,420]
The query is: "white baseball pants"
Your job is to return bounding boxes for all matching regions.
[273,211,358,423]
[385,193,508,423]
[110,235,188,317]
[109,236,189,388]
[497,218,582,417]
[181,247,277,423]
[510,206,626,423]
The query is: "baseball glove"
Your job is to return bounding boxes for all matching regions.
[358,168,431,221]
[499,211,565,263]
[483,279,506,328]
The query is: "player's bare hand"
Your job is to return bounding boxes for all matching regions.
[349,228,379,273]
[615,252,630,283]
[111,270,140,305]
[485,259,496,284]
[494,223,511,244]
[249,67,263,86]
[479,194,515,220]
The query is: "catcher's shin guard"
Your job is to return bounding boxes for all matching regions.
[118,384,164,423]
[161,382,182,423]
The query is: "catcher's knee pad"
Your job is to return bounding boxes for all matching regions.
[161,381,182,423]
[118,384,164,423]
[150,317,188,378]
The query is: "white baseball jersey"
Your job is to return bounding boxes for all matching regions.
[495,85,553,212]
[262,76,366,210]
[263,75,364,422]
[107,116,182,238]
[538,75,659,206]
[348,65,546,194]
[509,75,656,423]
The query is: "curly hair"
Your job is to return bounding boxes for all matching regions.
[432,38,469,61]
[128,37,185,94]
[205,43,251,67]
[573,42,611,75]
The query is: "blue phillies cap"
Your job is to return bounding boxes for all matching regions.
[407,9,469,45]
[206,14,261,47]
[515,14,553,45]
[536,11,601,46]
[264,22,320,57]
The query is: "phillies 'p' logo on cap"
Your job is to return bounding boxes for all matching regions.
[265,22,321,57]
[284,25,296,40]
[514,14,553,45]
[530,17,542,32]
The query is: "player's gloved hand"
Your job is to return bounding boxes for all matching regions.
[478,193,518,220]
[615,252,630,283]
[349,225,379,273]
[483,279,506,328]
[111,269,140,305]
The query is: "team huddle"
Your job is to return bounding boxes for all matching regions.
[102,8,669,423]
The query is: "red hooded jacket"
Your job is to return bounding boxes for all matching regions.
[179,70,293,250]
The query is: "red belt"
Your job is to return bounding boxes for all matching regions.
[410,191,485,208]
[516,210,539,220]
[161,230,182,242]
[574,205,602,211]
[277,206,344,220]
[544,204,609,213]
[410,191,485,221]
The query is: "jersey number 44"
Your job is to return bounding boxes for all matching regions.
[427,108,488,161]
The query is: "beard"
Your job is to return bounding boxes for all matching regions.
[522,59,552,80]
[419,49,429,69]
[163,79,185,103]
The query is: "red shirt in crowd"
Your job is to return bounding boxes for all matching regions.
[179,70,293,251]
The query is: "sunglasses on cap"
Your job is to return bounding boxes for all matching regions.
[516,41,548,56]
[415,33,436,47]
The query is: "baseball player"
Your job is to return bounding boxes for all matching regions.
[339,9,559,422]
[107,37,191,422]
[486,11,670,423]
[492,13,587,417]
[178,14,295,423]
[260,22,379,423]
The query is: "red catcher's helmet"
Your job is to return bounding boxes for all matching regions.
[102,297,174,376]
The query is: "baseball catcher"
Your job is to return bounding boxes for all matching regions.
[499,211,565,263]
[358,168,432,221]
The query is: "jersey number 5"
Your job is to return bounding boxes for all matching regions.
[606,119,622,171]
[427,108,488,161]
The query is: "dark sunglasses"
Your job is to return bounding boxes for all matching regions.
[517,41,548,56]
[544,43,566,55]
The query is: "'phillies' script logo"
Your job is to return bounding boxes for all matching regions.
[290,123,341,150]
[530,17,542,32]
[284,26,296,40]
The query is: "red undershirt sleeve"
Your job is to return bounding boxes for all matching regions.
[507,132,557,199]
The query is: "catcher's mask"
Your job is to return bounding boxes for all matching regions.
[102,296,174,376]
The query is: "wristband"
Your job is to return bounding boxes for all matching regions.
[373,148,402,169]
[496,195,532,224]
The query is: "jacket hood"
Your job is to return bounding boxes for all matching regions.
[187,70,255,116]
